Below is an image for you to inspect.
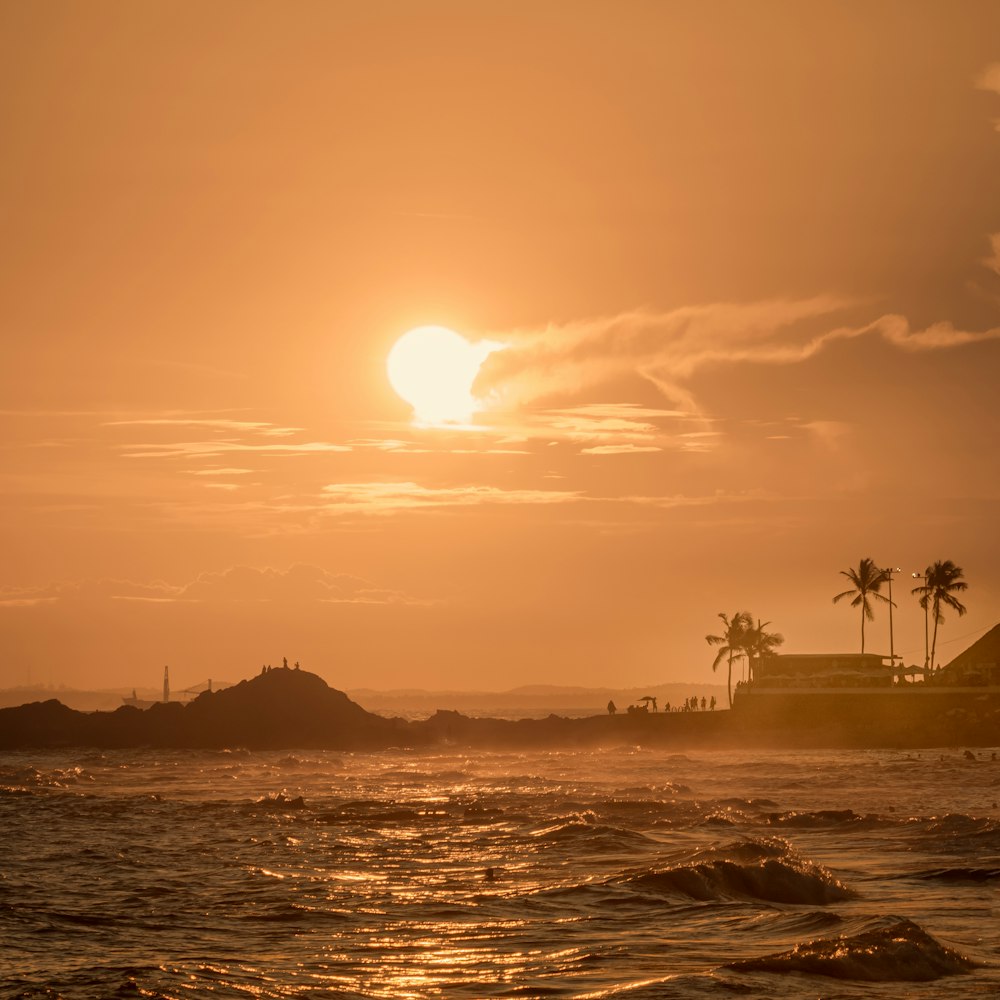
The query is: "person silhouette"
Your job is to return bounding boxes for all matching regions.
[607,700,617,715]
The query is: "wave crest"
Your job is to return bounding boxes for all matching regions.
[728,917,976,981]
[616,837,853,904]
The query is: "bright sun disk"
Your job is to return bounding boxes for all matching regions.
[387,326,502,425]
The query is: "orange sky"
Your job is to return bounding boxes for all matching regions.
[3,1,1000,693]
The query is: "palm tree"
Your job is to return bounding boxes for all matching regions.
[706,611,752,708]
[832,557,891,653]
[745,618,785,682]
[911,560,968,671]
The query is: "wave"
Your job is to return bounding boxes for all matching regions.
[612,782,691,795]
[240,902,349,923]
[618,838,854,904]
[622,857,854,905]
[762,808,892,829]
[717,796,779,809]
[0,765,94,790]
[914,867,1000,882]
[532,818,654,850]
[727,917,976,981]
[242,792,307,812]
[688,836,791,865]
[921,813,1000,836]
[316,807,428,824]
[378,768,473,782]
[912,813,1000,853]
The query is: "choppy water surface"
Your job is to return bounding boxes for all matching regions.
[2,746,999,998]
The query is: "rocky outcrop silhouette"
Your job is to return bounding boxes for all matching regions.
[0,667,412,750]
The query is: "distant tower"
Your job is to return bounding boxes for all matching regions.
[163,666,170,704]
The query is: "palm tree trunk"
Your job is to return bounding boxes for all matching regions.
[930,597,940,671]
[727,652,733,708]
[860,610,865,654]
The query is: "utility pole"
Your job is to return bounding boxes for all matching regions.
[163,665,170,704]
[882,566,900,667]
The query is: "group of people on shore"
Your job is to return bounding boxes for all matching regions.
[607,695,717,715]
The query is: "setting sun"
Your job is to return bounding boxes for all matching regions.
[386,326,502,425]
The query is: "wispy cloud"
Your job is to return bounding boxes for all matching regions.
[179,565,421,605]
[0,578,178,606]
[186,467,255,476]
[319,481,584,514]
[105,418,300,436]
[801,420,852,450]
[456,402,702,454]
[477,300,1000,412]
[580,444,662,455]
[477,298,852,409]
[978,62,1000,94]
[0,565,423,608]
[543,403,682,443]
[977,62,1000,130]
[984,233,1000,277]
[121,440,352,459]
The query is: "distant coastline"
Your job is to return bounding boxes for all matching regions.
[0,679,725,719]
[0,666,997,751]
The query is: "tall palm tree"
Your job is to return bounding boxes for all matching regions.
[911,560,968,671]
[706,611,752,708]
[745,618,785,682]
[832,557,891,653]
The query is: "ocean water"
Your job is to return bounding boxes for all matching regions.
[2,746,999,999]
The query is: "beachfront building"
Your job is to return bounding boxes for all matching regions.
[750,653,895,690]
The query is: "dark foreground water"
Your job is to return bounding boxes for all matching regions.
[2,746,999,999]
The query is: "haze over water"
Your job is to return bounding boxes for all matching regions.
[3,746,998,998]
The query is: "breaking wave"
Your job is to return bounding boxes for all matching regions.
[616,838,854,904]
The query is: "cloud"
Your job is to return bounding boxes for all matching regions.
[544,403,681,442]
[450,401,701,454]
[178,565,418,605]
[104,416,347,460]
[0,578,178,606]
[312,480,768,516]
[984,233,1000,277]
[0,565,422,608]
[801,420,852,450]
[871,314,1000,351]
[476,299,1000,411]
[614,490,773,510]
[978,63,1000,95]
[319,481,584,514]
[476,298,851,408]
[186,467,255,476]
[580,444,662,455]
[104,419,299,435]
[977,62,1000,131]
[121,440,352,459]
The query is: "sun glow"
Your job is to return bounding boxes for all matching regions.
[387,326,502,425]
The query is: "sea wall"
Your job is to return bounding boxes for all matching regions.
[728,689,1000,749]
